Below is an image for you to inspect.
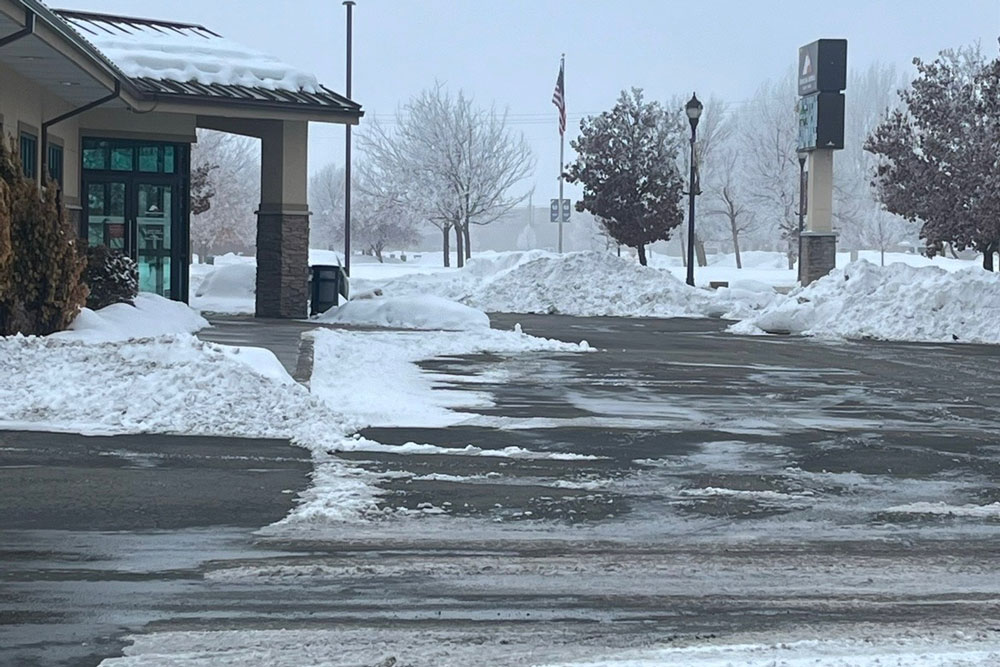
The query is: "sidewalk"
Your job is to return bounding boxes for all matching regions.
[197,314,320,383]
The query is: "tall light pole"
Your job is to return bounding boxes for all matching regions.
[797,149,808,283]
[343,0,355,276]
[685,93,703,287]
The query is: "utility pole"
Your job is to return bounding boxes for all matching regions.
[343,0,355,276]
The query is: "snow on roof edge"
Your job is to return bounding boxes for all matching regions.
[53,8,324,95]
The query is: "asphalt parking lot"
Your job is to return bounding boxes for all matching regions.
[4,314,1000,665]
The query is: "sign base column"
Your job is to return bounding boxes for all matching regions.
[800,231,836,286]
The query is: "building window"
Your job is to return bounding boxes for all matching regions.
[83,138,184,175]
[20,132,37,179]
[48,144,64,187]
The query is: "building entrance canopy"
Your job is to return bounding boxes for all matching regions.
[0,0,363,317]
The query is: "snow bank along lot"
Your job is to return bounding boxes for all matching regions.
[191,249,996,345]
[732,259,1000,344]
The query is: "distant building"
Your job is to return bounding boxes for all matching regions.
[0,0,361,316]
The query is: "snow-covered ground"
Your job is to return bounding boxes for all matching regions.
[96,626,1000,667]
[538,631,1000,666]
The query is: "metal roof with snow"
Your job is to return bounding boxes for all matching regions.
[47,6,360,117]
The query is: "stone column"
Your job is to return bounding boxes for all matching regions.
[255,120,310,318]
[801,149,837,284]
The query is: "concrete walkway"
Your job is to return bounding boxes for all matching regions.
[197,314,320,383]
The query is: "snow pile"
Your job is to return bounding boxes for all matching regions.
[464,252,720,317]
[192,263,256,314]
[309,326,590,429]
[65,16,320,92]
[0,334,345,438]
[51,293,208,342]
[731,260,1000,344]
[364,251,730,318]
[317,295,490,330]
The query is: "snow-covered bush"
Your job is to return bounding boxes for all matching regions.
[85,245,138,310]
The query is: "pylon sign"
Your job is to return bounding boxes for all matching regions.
[798,39,847,96]
[797,39,846,152]
[550,198,570,222]
[797,92,845,150]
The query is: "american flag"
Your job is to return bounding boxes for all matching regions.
[552,61,566,136]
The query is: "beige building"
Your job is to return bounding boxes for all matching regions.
[0,0,361,316]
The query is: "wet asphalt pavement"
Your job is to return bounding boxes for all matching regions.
[4,314,1000,665]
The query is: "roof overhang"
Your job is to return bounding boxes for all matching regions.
[0,0,133,110]
[0,0,362,125]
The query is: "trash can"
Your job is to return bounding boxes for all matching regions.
[309,264,349,316]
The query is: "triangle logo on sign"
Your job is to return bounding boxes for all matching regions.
[802,54,813,76]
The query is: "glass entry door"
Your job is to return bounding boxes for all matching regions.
[136,182,173,296]
[81,138,189,301]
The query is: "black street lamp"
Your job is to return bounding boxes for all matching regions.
[685,93,703,287]
[797,148,808,283]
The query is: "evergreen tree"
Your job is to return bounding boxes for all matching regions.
[0,139,87,335]
[565,88,685,266]
[865,46,1000,270]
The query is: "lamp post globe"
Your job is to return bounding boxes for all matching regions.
[685,93,703,129]
[685,93,702,287]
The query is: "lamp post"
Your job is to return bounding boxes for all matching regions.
[685,93,703,287]
[797,149,807,283]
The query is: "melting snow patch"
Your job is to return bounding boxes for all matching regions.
[883,502,1000,518]
[309,327,591,429]
[676,487,810,502]
[337,436,602,461]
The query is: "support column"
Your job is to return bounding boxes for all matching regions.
[801,149,837,285]
[255,120,310,318]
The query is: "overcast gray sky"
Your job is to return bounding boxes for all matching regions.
[55,0,1000,202]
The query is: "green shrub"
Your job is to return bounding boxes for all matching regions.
[85,245,138,310]
[0,139,88,335]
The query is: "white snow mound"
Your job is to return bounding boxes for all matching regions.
[731,260,1000,344]
[365,251,727,318]
[317,295,490,330]
[53,293,208,342]
[0,334,342,438]
[193,263,256,314]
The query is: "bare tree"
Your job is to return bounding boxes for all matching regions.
[360,84,535,267]
[739,71,800,269]
[309,163,345,250]
[190,130,260,261]
[704,148,756,268]
[309,160,421,263]
[834,62,912,253]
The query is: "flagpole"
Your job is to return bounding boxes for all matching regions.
[558,53,565,254]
